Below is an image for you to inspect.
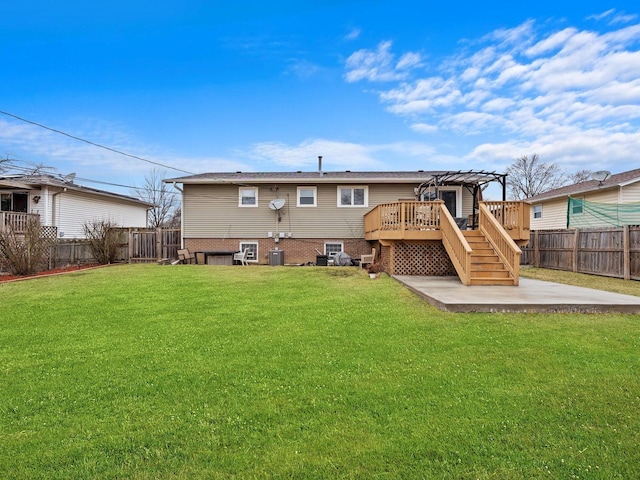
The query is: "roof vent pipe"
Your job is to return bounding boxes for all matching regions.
[318,156,323,177]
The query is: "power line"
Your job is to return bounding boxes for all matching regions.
[1,161,179,197]
[0,109,195,175]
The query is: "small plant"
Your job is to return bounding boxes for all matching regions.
[366,261,384,274]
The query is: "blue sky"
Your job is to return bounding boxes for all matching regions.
[1,1,639,198]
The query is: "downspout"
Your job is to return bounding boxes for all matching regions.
[172,182,184,248]
[51,187,67,237]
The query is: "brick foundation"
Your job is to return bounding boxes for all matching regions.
[184,238,373,265]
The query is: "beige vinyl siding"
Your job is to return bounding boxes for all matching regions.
[183,183,423,239]
[620,182,640,203]
[584,189,620,204]
[530,197,568,230]
[55,190,147,238]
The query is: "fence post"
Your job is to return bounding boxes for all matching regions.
[156,227,163,261]
[128,228,134,264]
[624,225,630,280]
[572,228,579,272]
[533,230,539,267]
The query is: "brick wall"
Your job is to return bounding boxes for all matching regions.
[185,238,372,265]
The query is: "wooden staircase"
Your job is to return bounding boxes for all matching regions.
[463,230,516,286]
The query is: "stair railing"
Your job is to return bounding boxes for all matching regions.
[439,201,472,285]
[478,202,522,285]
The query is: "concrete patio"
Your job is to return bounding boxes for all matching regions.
[394,275,640,313]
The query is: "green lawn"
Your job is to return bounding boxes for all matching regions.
[1,264,639,479]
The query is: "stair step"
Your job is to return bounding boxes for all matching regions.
[470,277,516,286]
[471,254,500,262]
[470,270,511,279]
[471,262,507,271]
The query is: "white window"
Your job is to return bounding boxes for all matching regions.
[533,204,542,219]
[571,197,584,215]
[239,187,258,207]
[239,242,258,262]
[297,187,317,207]
[338,186,368,207]
[324,241,343,258]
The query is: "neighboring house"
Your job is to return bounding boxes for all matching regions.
[0,174,151,238]
[526,168,640,230]
[166,167,530,285]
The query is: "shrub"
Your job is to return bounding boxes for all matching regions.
[83,220,121,264]
[0,218,53,275]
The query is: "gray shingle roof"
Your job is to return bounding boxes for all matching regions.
[164,170,505,185]
[0,174,151,206]
[526,168,640,203]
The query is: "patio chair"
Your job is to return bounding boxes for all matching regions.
[360,248,376,268]
[233,249,249,266]
[177,248,195,264]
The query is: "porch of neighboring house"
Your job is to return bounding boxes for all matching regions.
[364,200,530,286]
[1,212,41,234]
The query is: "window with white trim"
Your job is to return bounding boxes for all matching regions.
[324,241,343,258]
[297,187,317,207]
[571,197,584,215]
[239,187,258,207]
[239,242,258,262]
[533,204,542,219]
[338,186,368,207]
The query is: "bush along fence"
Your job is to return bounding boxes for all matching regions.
[521,226,640,280]
[16,228,181,268]
[56,227,181,265]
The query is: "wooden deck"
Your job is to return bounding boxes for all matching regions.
[363,201,530,285]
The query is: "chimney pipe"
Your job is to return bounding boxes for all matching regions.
[318,156,323,177]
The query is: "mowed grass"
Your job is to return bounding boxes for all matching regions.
[521,266,640,297]
[1,265,639,479]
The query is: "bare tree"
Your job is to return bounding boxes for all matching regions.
[506,154,591,200]
[133,169,179,228]
[568,169,592,184]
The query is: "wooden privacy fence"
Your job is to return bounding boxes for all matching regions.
[521,226,640,280]
[124,228,181,263]
[54,228,181,265]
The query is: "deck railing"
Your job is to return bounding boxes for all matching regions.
[364,201,442,237]
[482,201,530,238]
[478,203,522,285]
[365,200,529,241]
[1,212,41,234]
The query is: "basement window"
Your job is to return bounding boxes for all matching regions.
[239,242,258,262]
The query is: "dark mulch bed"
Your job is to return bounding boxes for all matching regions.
[0,264,101,283]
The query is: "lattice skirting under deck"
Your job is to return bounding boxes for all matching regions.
[382,241,456,276]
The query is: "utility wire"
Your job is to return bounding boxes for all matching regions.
[0,109,195,175]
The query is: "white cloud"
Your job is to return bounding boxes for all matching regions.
[247,138,436,171]
[345,16,640,173]
[344,41,422,83]
[345,27,361,41]
[411,123,439,134]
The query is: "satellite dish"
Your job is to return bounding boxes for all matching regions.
[269,198,286,210]
[591,170,611,182]
[63,172,76,183]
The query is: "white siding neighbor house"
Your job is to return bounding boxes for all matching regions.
[0,174,151,238]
